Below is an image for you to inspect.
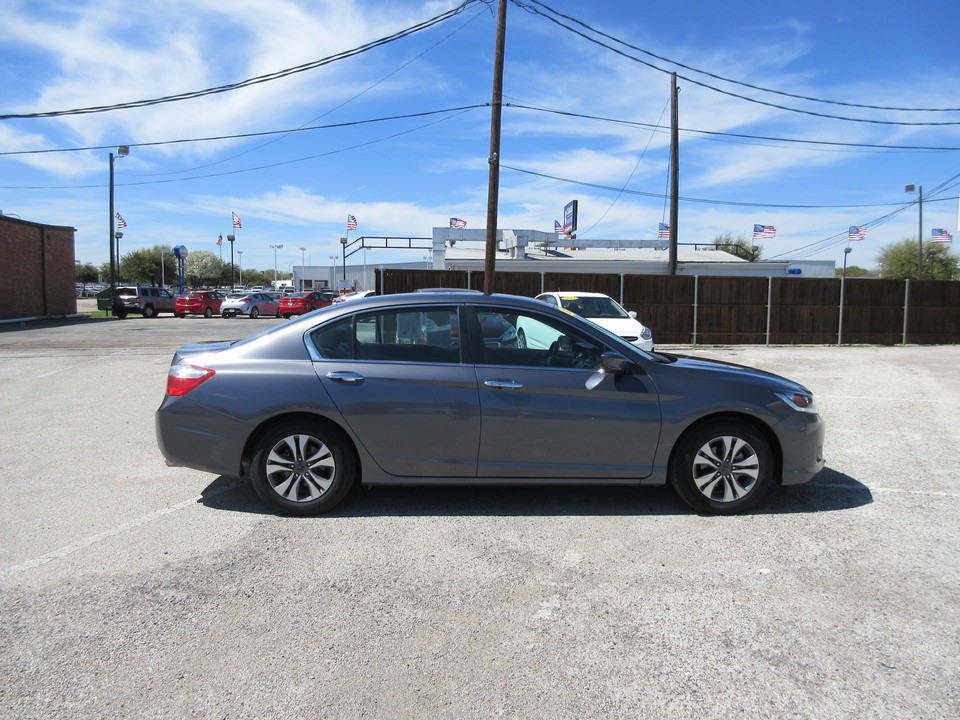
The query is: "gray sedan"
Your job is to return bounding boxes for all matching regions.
[156,292,825,515]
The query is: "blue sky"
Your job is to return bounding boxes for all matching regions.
[2,0,959,275]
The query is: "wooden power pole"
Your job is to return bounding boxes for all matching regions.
[483,0,507,295]
[668,72,679,276]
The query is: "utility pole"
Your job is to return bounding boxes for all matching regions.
[483,0,507,295]
[668,73,679,276]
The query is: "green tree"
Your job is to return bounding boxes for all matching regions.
[118,245,177,285]
[713,233,762,261]
[75,263,99,284]
[876,237,960,280]
[835,265,873,278]
[184,250,225,287]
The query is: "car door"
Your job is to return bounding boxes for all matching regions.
[308,305,481,477]
[471,307,661,480]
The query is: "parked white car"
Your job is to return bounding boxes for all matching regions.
[531,292,654,351]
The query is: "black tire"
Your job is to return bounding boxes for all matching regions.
[250,306,260,319]
[221,311,230,318]
[250,420,355,516]
[115,308,128,319]
[142,305,157,318]
[175,311,186,318]
[204,306,213,318]
[670,419,774,515]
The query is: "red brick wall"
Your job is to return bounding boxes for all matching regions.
[0,216,77,320]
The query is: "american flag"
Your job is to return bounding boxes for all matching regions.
[347,214,358,231]
[232,212,242,228]
[753,224,776,239]
[216,234,223,246]
[931,228,953,243]
[115,213,127,228]
[658,222,670,239]
[848,226,867,241]
[554,221,564,235]
[449,217,467,229]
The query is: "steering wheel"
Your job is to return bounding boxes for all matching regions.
[544,340,559,367]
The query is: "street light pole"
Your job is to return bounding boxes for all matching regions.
[227,234,236,288]
[237,250,243,286]
[270,243,283,289]
[108,145,129,289]
[905,184,923,279]
[340,237,348,288]
[114,231,123,281]
[299,247,306,290]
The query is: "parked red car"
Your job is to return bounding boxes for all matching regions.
[175,290,226,318]
[279,291,334,318]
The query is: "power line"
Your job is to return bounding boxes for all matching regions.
[513,0,960,126]
[0,0,483,121]
[0,106,487,157]
[505,103,960,152]
[500,163,958,210]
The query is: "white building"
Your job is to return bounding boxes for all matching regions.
[292,227,835,291]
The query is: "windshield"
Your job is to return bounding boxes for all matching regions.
[559,296,630,319]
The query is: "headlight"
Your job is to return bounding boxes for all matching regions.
[640,327,652,340]
[774,390,817,413]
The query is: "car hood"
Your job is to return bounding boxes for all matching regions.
[663,353,809,392]
[589,316,646,335]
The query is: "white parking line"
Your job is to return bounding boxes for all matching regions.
[2,479,245,576]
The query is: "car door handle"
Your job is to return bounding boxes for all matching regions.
[326,371,365,383]
[484,379,524,389]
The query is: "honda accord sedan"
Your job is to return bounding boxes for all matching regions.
[156,293,824,516]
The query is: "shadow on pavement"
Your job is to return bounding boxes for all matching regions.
[199,465,871,518]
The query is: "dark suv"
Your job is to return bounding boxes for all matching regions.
[112,286,178,318]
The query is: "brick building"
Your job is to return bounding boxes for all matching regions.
[0,215,77,320]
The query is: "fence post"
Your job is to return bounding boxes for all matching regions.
[619,274,625,305]
[838,275,846,346]
[766,276,773,346]
[692,275,699,345]
[902,279,910,345]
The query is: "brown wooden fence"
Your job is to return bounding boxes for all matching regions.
[376,269,960,345]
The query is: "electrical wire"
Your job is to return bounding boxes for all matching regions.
[512,0,960,126]
[515,0,960,114]
[0,0,483,121]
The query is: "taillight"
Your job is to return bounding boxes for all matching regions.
[166,364,215,396]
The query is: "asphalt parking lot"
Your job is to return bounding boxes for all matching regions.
[1,305,958,719]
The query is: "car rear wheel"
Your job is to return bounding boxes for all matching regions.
[204,307,213,318]
[250,306,260,319]
[175,311,186,318]
[251,421,355,515]
[670,419,774,515]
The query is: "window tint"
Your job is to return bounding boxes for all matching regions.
[311,307,461,364]
[477,309,605,370]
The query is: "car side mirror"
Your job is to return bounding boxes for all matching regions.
[600,351,642,375]
[628,310,637,319]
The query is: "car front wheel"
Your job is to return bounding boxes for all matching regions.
[142,305,157,318]
[250,421,355,515]
[670,419,774,515]
[250,306,260,319]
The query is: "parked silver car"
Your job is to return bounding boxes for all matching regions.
[220,291,281,319]
[156,293,825,516]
